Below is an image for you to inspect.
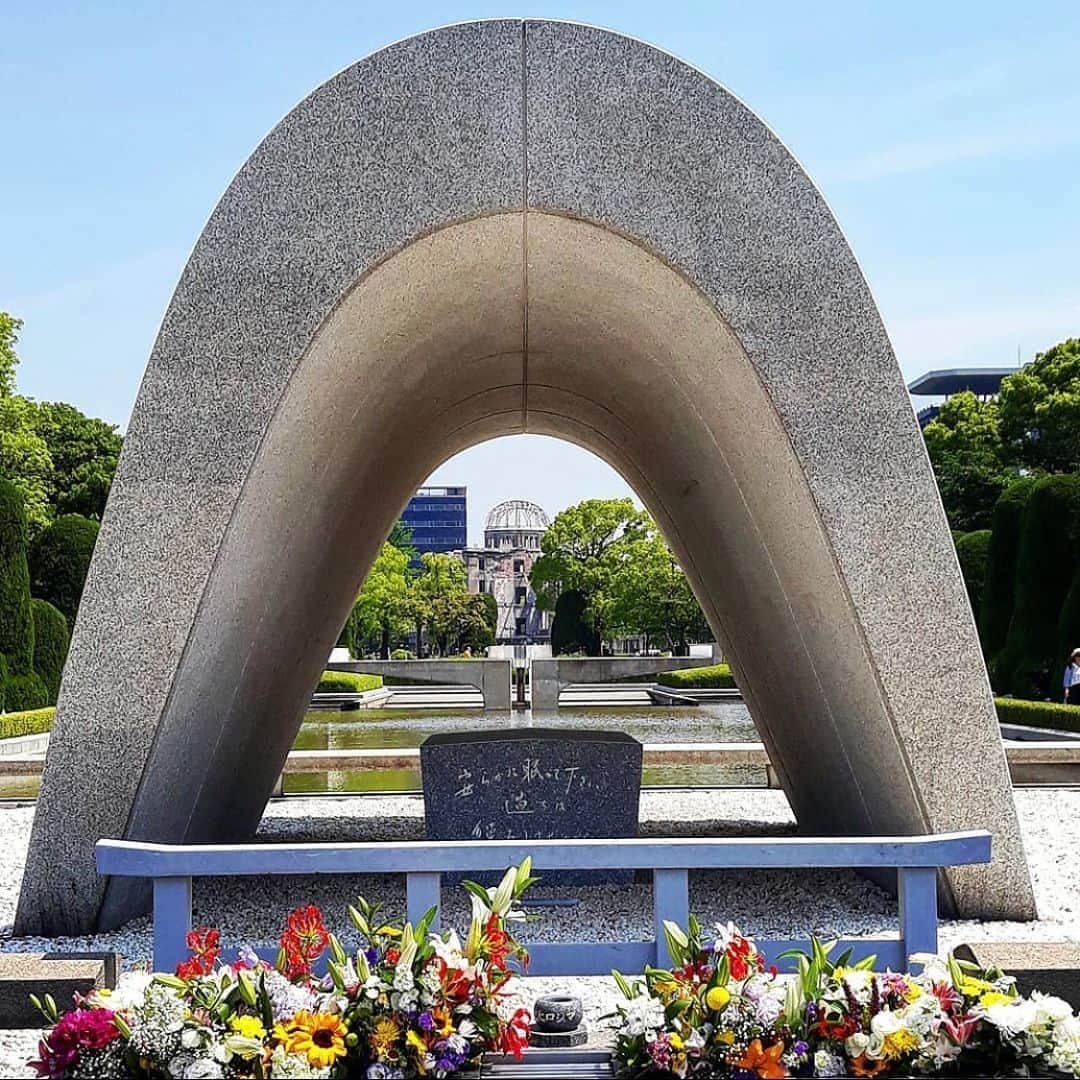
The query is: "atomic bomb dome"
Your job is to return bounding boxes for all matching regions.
[483,500,550,550]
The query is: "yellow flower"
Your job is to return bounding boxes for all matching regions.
[407,1029,428,1055]
[670,1032,684,1050]
[376,925,403,938]
[706,986,731,1011]
[288,1011,348,1069]
[980,991,1012,1008]
[371,1016,402,1058]
[882,1029,919,1060]
[230,1015,267,1041]
[903,982,924,1003]
[958,976,995,997]
[715,1030,735,1045]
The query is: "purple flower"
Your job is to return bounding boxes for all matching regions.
[793,1040,809,1055]
[419,1012,436,1032]
[365,948,380,965]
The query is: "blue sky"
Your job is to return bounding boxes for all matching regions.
[4,1,1079,541]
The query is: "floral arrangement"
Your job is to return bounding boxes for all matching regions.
[30,861,536,1079]
[610,917,1080,1078]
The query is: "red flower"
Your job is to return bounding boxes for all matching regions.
[279,904,329,979]
[176,927,220,978]
[486,914,511,969]
[498,1008,531,1060]
[386,947,401,965]
[816,1015,858,1040]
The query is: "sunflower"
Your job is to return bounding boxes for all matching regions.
[371,1016,402,1058]
[287,1011,348,1069]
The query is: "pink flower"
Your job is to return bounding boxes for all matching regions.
[941,1012,980,1046]
[30,1008,119,1078]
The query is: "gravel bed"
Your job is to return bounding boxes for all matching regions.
[1,789,1078,1075]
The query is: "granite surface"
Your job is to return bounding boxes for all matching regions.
[17,20,1033,935]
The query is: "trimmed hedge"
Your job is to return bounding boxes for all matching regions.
[995,696,1080,735]
[4,672,48,711]
[657,663,737,689]
[980,477,1035,663]
[31,598,69,702]
[0,705,54,741]
[954,529,991,622]
[316,671,383,694]
[29,513,99,628]
[0,478,34,676]
[997,475,1080,698]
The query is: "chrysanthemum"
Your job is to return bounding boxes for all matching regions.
[286,1011,347,1069]
[370,1016,402,1058]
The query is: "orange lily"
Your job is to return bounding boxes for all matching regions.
[734,1039,787,1079]
[850,1053,887,1078]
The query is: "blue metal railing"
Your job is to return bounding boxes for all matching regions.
[96,832,992,976]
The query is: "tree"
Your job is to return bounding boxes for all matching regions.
[530,498,649,639]
[607,527,710,653]
[31,598,70,702]
[550,589,600,656]
[996,474,1080,698]
[349,542,411,658]
[0,312,21,397]
[412,553,469,655]
[923,392,1012,531]
[32,402,121,520]
[999,338,1080,474]
[387,519,417,562]
[29,514,100,628]
[979,476,1036,663]
[0,395,53,532]
[953,530,991,626]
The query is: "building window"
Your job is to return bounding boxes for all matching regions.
[478,579,486,593]
[514,586,527,605]
[513,559,525,574]
[515,617,527,636]
[478,557,485,570]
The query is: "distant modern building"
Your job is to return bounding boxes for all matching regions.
[457,500,552,644]
[908,367,1017,429]
[401,486,467,561]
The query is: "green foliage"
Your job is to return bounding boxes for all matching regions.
[0,478,33,676]
[980,477,1036,663]
[607,527,710,653]
[0,312,21,397]
[29,513,100,627]
[533,499,709,650]
[0,394,53,532]
[997,474,1080,698]
[408,552,472,656]
[923,392,1013,531]
[1057,569,1080,675]
[994,696,1080,735]
[0,705,54,741]
[386,519,416,562]
[348,542,412,658]
[4,671,49,711]
[32,401,121,520]
[550,589,600,656]
[953,529,991,622]
[999,338,1080,473]
[530,498,649,633]
[315,671,383,694]
[31,598,69,702]
[656,663,736,689]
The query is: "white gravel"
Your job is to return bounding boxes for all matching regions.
[1,788,1078,1075]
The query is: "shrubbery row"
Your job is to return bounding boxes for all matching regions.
[994,696,1080,735]
[0,706,55,741]
[656,663,736,689]
[315,671,384,694]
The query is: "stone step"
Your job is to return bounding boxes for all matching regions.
[955,942,1080,1008]
[0,952,119,1028]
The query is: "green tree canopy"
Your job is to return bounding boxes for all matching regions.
[29,513,100,628]
[33,401,122,520]
[922,392,1012,531]
[348,541,411,658]
[0,395,53,531]
[999,338,1080,474]
[0,312,21,397]
[530,497,649,637]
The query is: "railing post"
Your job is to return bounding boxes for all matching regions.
[898,866,939,960]
[153,876,192,973]
[407,872,441,930]
[653,868,689,968]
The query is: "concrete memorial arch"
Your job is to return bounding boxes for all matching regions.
[17,20,1034,934]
